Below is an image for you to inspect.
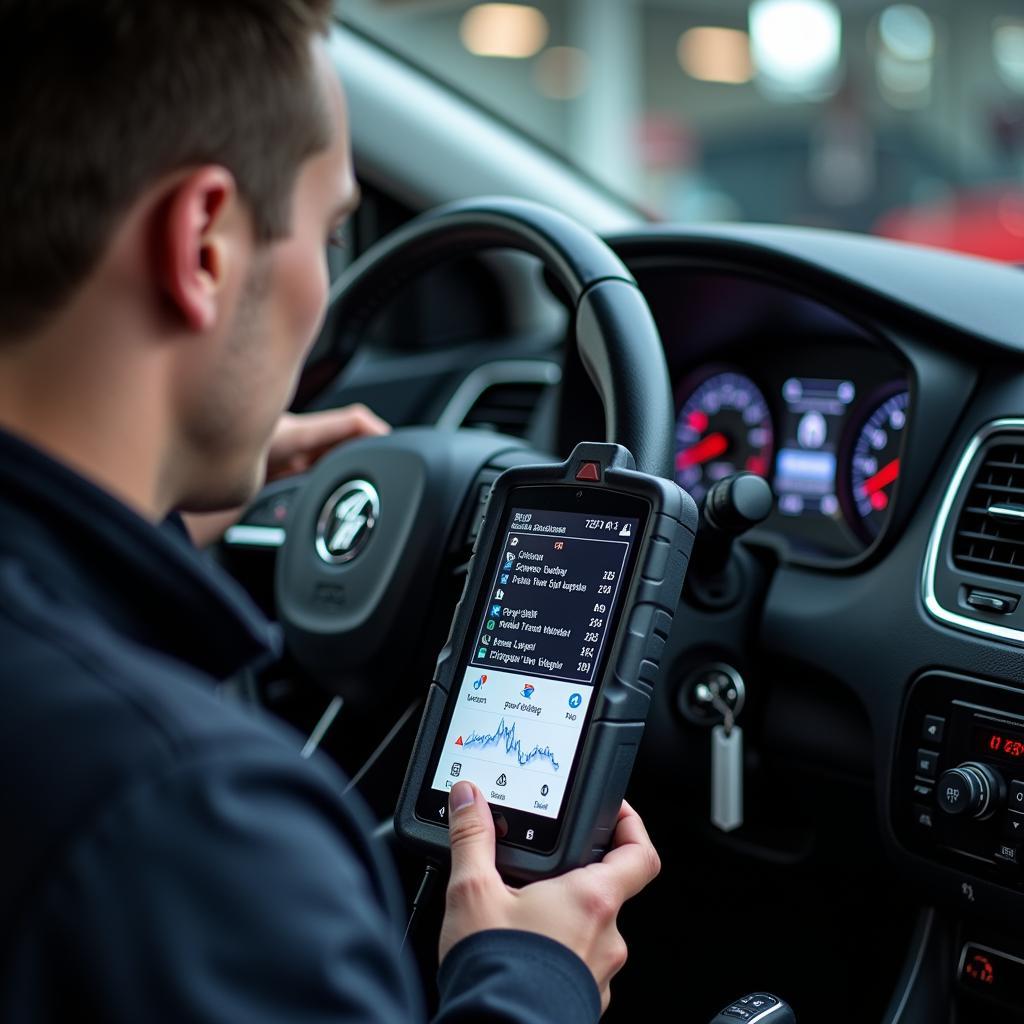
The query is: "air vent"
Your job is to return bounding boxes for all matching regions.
[924,420,1024,646]
[461,382,546,437]
[952,440,1024,582]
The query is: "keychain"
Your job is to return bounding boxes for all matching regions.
[709,690,743,833]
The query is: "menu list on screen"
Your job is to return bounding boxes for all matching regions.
[428,506,639,819]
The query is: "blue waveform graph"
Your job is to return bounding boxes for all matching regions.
[461,718,561,771]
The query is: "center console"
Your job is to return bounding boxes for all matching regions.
[894,670,1024,1018]
[895,670,1024,886]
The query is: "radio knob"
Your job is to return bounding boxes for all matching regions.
[936,762,1002,820]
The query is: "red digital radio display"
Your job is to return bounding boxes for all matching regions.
[973,725,1024,761]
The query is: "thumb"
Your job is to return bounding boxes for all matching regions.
[447,781,498,888]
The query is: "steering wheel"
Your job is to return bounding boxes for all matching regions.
[271,197,675,707]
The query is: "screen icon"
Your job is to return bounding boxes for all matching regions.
[496,773,507,787]
[510,537,519,547]
[521,683,535,699]
[491,604,502,617]
[619,523,632,537]
[486,619,496,630]
[568,693,582,709]
[525,829,535,841]
[472,674,487,689]
[450,762,462,777]
[477,647,488,659]
[494,589,504,600]
[500,574,509,585]
[540,784,549,796]
[481,635,491,646]
[554,541,565,551]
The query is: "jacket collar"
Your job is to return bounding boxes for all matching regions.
[0,427,279,681]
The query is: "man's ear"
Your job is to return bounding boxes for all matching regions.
[158,166,244,333]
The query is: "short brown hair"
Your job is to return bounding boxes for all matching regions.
[0,0,334,336]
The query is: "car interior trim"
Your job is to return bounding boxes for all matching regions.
[300,695,344,760]
[987,503,1024,521]
[435,359,562,430]
[610,225,1024,353]
[223,525,287,549]
[923,417,1024,645]
[957,939,1024,976]
[884,908,935,1024]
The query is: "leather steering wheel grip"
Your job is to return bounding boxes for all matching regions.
[303,197,675,479]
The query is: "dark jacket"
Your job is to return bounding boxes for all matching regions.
[0,428,599,1023]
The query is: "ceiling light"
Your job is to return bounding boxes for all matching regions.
[460,3,549,59]
[994,20,1024,92]
[878,5,934,62]
[749,0,841,98]
[678,27,753,85]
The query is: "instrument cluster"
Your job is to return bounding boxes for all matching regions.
[675,363,909,560]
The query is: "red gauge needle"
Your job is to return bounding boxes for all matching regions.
[863,457,900,496]
[677,432,728,470]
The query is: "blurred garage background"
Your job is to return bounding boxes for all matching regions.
[341,0,1024,260]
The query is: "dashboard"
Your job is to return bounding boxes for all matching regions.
[231,214,1024,1022]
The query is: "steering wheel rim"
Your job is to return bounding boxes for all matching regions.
[297,196,674,479]
[274,197,676,692]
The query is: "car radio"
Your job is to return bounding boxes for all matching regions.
[895,670,1024,885]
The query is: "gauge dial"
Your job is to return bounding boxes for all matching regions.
[847,388,909,540]
[675,371,774,504]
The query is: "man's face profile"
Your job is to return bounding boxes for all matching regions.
[176,40,359,512]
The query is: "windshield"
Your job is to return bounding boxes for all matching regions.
[341,1,1024,261]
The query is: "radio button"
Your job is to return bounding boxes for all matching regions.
[916,749,940,779]
[1009,780,1024,810]
[922,715,946,744]
[937,770,976,815]
[995,843,1020,865]
[937,763,1001,820]
[1005,813,1024,840]
[913,804,935,829]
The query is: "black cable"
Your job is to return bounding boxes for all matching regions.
[402,863,442,950]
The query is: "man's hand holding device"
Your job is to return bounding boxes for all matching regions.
[442,782,660,1013]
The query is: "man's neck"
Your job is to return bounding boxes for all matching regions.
[0,322,173,522]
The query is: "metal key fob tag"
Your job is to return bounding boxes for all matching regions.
[711,722,743,832]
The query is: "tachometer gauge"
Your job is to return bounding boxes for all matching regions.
[846,388,909,541]
[675,370,774,504]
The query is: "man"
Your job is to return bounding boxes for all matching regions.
[0,2,661,1021]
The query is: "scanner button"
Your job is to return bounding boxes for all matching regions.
[575,461,601,482]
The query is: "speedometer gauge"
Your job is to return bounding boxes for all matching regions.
[675,370,773,503]
[846,388,909,541]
